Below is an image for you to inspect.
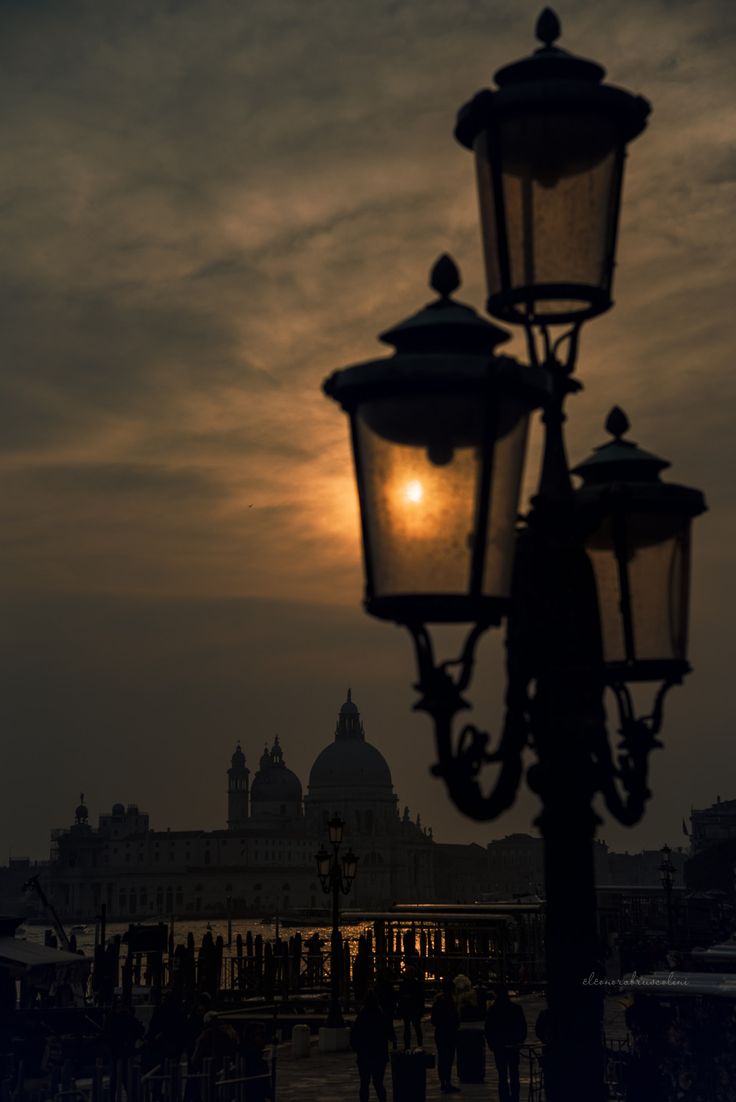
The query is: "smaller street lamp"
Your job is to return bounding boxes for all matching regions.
[314,815,358,1028]
[659,844,676,943]
[573,408,706,689]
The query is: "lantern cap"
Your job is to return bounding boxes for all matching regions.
[572,407,671,485]
[572,407,707,517]
[495,9,606,87]
[323,256,550,413]
[378,254,511,356]
[455,12,650,151]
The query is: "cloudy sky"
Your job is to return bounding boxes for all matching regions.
[1,0,734,861]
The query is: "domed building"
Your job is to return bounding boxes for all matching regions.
[42,690,489,921]
[305,689,398,835]
[305,691,433,909]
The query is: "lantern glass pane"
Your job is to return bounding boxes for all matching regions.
[628,519,690,663]
[355,391,528,608]
[586,513,691,666]
[475,112,623,321]
[483,403,529,599]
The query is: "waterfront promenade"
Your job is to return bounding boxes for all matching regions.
[273,993,628,1101]
[275,1038,527,1101]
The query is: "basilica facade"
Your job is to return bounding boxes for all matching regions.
[43,691,440,921]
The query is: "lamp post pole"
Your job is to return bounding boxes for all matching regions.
[316,816,358,1030]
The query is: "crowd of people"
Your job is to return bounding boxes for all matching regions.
[350,972,529,1100]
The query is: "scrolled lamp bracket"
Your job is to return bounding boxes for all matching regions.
[407,621,530,822]
[595,679,676,826]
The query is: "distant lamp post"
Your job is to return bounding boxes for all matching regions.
[315,816,358,1028]
[659,844,676,942]
[323,11,705,1101]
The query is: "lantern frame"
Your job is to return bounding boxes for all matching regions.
[454,10,650,325]
[341,849,358,885]
[323,256,549,626]
[327,815,345,846]
[315,846,331,884]
[573,409,706,685]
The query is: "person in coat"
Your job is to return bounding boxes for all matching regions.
[397,966,425,1049]
[350,990,394,1102]
[484,986,527,1102]
[431,977,460,1094]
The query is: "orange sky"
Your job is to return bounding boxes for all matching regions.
[1,0,734,858]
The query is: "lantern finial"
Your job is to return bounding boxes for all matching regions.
[430,254,461,299]
[536,8,561,47]
[605,406,630,441]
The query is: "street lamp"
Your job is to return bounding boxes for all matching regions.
[659,844,676,943]
[315,816,358,1028]
[455,6,649,326]
[324,254,548,629]
[323,11,706,1101]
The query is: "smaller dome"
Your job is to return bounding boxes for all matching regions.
[251,737,303,808]
[75,793,89,824]
[251,767,302,803]
[111,802,125,817]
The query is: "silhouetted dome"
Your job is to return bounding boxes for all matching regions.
[251,737,302,805]
[308,691,393,792]
[309,739,393,791]
[111,803,125,817]
[251,767,302,803]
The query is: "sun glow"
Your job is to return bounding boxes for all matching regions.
[404,479,424,504]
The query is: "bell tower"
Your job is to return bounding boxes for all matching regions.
[227,744,250,829]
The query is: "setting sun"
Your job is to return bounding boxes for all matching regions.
[404,479,424,504]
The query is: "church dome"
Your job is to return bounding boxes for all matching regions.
[309,739,393,790]
[251,736,303,805]
[308,691,393,793]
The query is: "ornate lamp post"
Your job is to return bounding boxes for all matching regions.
[315,815,358,1028]
[323,11,706,1100]
[659,844,676,943]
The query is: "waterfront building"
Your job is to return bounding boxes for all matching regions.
[38,691,439,921]
[690,795,736,854]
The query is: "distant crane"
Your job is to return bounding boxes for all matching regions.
[22,874,72,951]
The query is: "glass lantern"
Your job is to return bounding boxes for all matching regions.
[455,9,650,324]
[315,847,331,881]
[342,849,358,885]
[328,815,345,846]
[323,256,548,625]
[573,409,706,683]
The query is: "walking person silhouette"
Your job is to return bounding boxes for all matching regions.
[484,986,527,1102]
[350,990,394,1102]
